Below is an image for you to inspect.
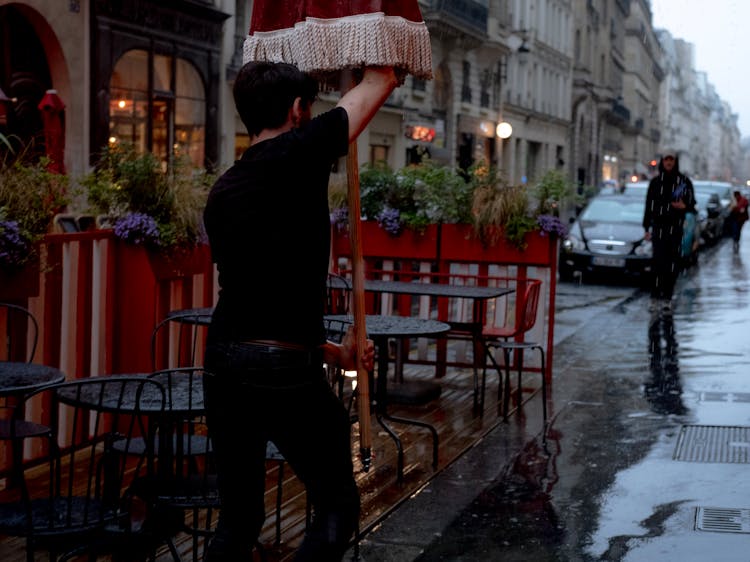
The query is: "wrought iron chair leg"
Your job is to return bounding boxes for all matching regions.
[516,349,524,409]
[502,347,512,421]
[537,345,547,423]
[274,460,284,546]
[483,343,506,416]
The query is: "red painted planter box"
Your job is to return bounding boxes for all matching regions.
[147,244,211,280]
[438,224,557,266]
[332,222,439,261]
[112,241,213,372]
[0,261,41,301]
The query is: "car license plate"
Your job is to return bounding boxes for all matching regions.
[592,256,626,267]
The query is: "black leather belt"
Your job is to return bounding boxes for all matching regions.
[240,339,310,352]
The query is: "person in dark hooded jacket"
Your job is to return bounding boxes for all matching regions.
[642,148,695,311]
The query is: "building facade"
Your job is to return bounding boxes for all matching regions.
[0,0,745,194]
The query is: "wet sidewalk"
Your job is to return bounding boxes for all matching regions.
[349,236,750,561]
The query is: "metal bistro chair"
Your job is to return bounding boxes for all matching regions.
[136,367,280,560]
[0,302,39,363]
[151,308,213,371]
[150,311,292,549]
[0,376,166,562]
[481,278,547,422]
[0,302,49,482]
[129,366,222,562]
[325,273,352,402]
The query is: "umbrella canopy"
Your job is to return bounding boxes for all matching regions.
[244,0,432,81]
[37,89,65,174]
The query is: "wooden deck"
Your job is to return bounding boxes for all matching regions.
[0,346,542,562]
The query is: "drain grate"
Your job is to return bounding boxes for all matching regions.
[673,425,750,463]
[695,507,750,534]
[697,391,750,403]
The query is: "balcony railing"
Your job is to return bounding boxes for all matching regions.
[422,0,488,40]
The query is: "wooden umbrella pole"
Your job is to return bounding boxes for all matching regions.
[345,142,372,471]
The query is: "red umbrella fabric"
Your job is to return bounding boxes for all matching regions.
[37,89,65,174]
[244,0,432,80]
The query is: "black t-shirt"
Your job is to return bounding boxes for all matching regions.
[203,107,349,346]
[643,172,695,230]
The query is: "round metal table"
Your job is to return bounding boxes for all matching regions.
[0,361,66,397]
[324,314,450,482]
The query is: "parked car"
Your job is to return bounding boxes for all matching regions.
[622,181,648,197]
[692,185,727,243]
[692,180,732,239]
[559,194,652,282]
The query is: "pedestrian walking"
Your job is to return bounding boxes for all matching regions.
[643,148,695,312]
[728,189,748,251]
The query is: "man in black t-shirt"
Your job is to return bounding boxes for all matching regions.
[202,61,392,561]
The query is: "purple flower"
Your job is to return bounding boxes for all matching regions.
[330,207,349,233]
[113,212,161,247]
[0,220,30,268]
[537,214,568,238]
[377,207,402,236]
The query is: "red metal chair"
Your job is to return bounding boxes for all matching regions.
[481,278,547,422]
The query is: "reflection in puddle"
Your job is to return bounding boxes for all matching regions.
[645,311,686,415]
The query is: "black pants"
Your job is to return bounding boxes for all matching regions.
[650,224,683,300]
[730,217,745,242]
[203,341,359,561]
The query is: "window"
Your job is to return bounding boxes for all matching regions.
[461,61,472,103]
[109,50,206,167]
[370,145,389,165]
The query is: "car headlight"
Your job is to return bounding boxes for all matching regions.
[562,234,585,252]
[634,239,652,257]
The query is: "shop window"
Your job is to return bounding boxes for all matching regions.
[370,145,388,166]
[109,50,205,167]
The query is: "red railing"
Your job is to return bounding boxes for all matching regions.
[330,222,559,380]
[1,231,217,473]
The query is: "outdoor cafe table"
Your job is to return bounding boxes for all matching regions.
[327,277,515,405]
[0,361,66,398]
[165,307,452,481]
[324,314,450,482]
[0,362,67,480]
[56,372,204,479]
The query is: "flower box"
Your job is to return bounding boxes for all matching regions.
[147,244,211,281]
[111,241,213,372]
[0,262,41,301]
[438,224,558,267]
[332,222,439,261]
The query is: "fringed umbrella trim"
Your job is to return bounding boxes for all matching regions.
[243,11,433,80]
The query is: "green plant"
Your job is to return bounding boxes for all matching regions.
[532,169,575,216]
[469,164,536,248]
[330,159,569,249]
[0,135,69,269]
[79,144,213,251]
[337,160,474,235]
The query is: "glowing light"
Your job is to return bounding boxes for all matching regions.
[496,121,513,139]
[118,100,126,109]
[631,175,639,182]
[405,125,436,142]
[108,137,117,144]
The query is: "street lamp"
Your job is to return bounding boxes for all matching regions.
[496,121,512,139]
[495,31,530,176]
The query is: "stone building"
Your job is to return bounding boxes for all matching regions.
[0,0,745,191]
